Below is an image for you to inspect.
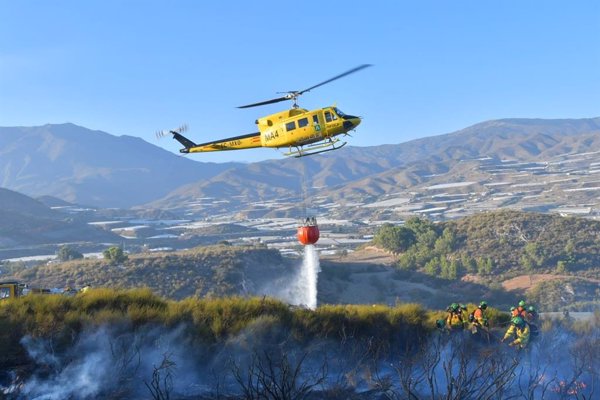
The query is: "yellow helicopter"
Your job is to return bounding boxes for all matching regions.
[158,65,371,158]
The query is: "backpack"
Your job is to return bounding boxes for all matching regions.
[468,310,475,323]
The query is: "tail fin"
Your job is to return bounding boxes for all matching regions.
[171,131,196,152]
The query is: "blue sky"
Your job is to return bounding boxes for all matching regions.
[1,1,599,162]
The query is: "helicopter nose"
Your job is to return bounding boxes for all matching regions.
[343,117,361,130]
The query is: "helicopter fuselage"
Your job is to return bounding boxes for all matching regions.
[258,107,360,148]
[185,106,360,155]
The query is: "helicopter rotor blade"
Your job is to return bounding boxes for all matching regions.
[298,64,372,95]
[236,64,371,109]
[237,95,292,109]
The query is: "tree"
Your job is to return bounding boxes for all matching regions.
[374,224,416,253]
[425,257,440,276]
[461,255,477,274]
[484,257,494,275]
[398,252,417,270]
[434,227,455,255]
[448,259,460,280]
[56,245,83,262]
[524,242,545,268]
[556,260,568,274]
[521,255,534,273]
[564,239,576,264]
[476,257,493,275]
[103,246,128,264]
[404,216,437,238]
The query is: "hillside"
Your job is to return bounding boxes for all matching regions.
[0,188,120,247]
[377,210,600,278]
[0,123,242,208]
[373,210,600,310]
[6,245,291,299]
[148,117,600,216]
[6,210,600,312]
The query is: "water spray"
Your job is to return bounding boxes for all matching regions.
[270,244,321,309]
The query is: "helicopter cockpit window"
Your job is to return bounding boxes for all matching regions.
[285,121,296,131]
[333,108,346,118]
[324,111,333,122]
[298,118,309,128]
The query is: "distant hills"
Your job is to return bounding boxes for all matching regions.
[0,188,119,247]
[148,117,600,214]
[0,124,241,208]
[1,118,599,213]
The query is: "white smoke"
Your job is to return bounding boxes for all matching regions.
[4,317,599,399]
[267,245,321,309]
[15,325,206,400]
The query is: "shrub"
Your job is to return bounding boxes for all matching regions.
[56,245,83,261]
[103,246,128,264]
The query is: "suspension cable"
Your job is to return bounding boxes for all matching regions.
[299,155,309,220]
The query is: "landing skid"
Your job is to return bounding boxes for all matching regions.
[284,138,347,158]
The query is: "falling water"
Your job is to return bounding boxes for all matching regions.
[300,245,320,309]
[272,245,321,309]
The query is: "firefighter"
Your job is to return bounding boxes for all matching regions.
[516,300,528,319]
[526,305,538,323]
[501,316,530,349]
[510,306,518,317]
[471,301,489,328]
[469,301,490,342]
[445,303,466,331]
[527,305,540,339]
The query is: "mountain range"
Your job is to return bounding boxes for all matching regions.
[1,118,599,213]
[0,124,241,208]
[146,117,600,214]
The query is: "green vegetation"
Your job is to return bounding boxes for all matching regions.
[56,244,83,261]
[103,246,128,264]
[373,224,416,253]
[8,245,288,299]
[0,289,597,399]
[374,211,600,279]
[0,289,438,367]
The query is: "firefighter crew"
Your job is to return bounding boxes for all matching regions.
[501,316,530,349]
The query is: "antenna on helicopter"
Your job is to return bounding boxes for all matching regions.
[237,64,372,109]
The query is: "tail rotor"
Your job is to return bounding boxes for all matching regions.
[156,123,188,140]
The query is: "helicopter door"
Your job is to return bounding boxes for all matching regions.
[296,117,310,139]
[312,114,321,131]
[324,109,341,134]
